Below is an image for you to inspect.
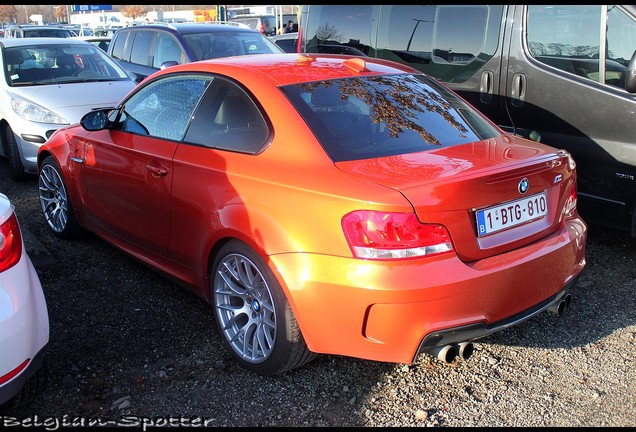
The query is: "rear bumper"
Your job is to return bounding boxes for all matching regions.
[0,343,47,406]
[416,272,580,354]
[270,217,587,364]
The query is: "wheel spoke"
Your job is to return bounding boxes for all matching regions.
[214,252,277,365]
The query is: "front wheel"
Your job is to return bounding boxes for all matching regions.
[5,125,30,181]
[211,240,316,375]
[38,156,83,239]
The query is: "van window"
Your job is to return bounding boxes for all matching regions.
[527,5,636,89]
[376,5,503,82]
[304,5,373,55]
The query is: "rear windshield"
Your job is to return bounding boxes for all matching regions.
[281,74,499,162]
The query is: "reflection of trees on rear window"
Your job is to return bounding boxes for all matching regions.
[283,74,498,162]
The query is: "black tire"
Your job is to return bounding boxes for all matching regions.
[5,124,31,181]
[38,156,83,239]
[0,358,48,410]
[211,240,317,375]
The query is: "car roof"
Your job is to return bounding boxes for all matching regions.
[270,33,297,41]
[0,37,90,47]
[152,53,419,86]
[0,37,92,48]
[117,23,262,35]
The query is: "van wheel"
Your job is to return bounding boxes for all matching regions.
[211,240,317,375]
[5,125,30,181]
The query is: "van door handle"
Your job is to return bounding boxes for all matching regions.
[480,71,493,103]
[511,73,526,107]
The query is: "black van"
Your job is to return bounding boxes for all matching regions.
[299,5,636,236]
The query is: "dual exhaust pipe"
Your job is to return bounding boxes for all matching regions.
[547,293,573,316]
[426,293,574,364]
[427,341,474,364]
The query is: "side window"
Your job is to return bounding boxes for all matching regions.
[527,5,603,81]
[606,5,636,89]
[114,74,210,141]
[185,80,270,154]
[376,5,503,83]
[304,5,373,55]
[110,32,128,60]
[153,32,185,68]
[129,30,155,67]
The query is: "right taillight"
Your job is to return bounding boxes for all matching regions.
[341,210,454,260]
[0,212,23,272]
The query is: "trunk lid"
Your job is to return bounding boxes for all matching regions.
[335,135,576,261]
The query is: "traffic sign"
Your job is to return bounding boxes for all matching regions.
[71,5,113,13]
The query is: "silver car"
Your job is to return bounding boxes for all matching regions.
[0,38,136,181]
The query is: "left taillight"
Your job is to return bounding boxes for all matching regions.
[341,210,454,260]
[0,212,23,272]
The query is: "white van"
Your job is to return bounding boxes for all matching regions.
[300,5,636,236]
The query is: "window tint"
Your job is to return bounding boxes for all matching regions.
[525,4,636,89]
[281,74,499,162]
[114,75,209,141]
[129,30,154,66]
[377,5,503,82]
[185,79,270,154]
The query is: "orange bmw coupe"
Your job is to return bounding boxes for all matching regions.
[37,54,587,375]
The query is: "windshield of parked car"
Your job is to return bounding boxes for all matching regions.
[281,74,500,162]
[4,44,131,86]
[182,30,283,60]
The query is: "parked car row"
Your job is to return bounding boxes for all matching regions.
[0,14,591,406]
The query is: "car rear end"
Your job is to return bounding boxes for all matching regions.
[0,193,49,408]
[271,60,587,364]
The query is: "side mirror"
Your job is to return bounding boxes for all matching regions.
[625,49,636,93]
[160,60,179,70]
[81,108,112,131]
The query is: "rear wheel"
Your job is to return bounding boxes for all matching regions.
[38,156,83,239]
[0,358,48,410]
[5,125,30,181]
[211,240,317,375]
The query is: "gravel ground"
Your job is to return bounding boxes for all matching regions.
[0,158,634,427]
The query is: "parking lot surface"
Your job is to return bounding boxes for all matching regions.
[0,158,634,427]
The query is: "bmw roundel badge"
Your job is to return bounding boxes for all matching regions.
[518,178,529,194]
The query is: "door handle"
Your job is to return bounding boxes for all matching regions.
[511,73,526,107]
[146,163,168,177]
[480,70,493,103]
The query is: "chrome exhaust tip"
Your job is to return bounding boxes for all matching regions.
[456,341,474,360]
[428,344,458,363]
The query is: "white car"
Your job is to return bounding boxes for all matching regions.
[0,193,49,408]
[0,37,137,181]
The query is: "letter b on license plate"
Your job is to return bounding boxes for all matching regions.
[476,192,547,236]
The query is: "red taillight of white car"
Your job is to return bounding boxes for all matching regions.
[342,210,454,260]
[0,212,23,272]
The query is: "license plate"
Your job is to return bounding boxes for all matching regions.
[476,192,547,236]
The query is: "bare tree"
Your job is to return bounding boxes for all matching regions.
[0,5,18,25]
[121,5,149,21]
